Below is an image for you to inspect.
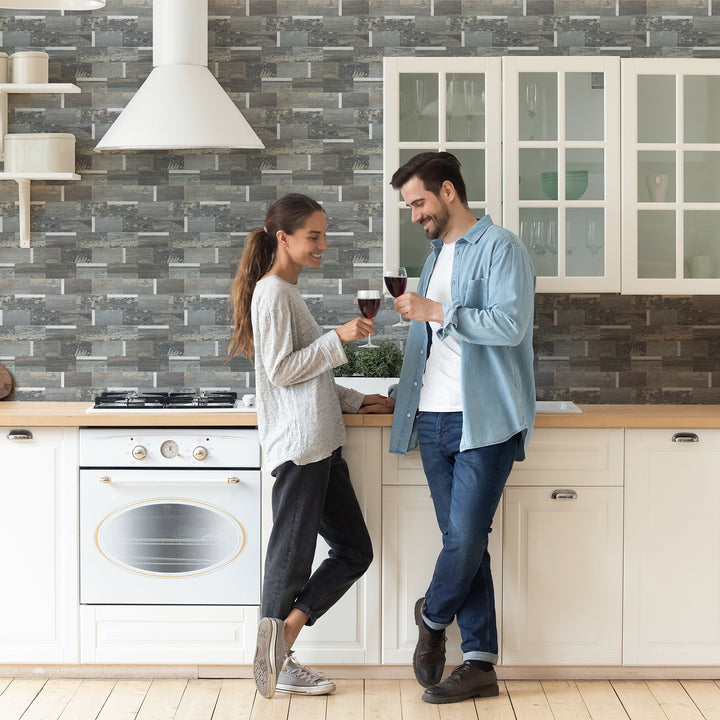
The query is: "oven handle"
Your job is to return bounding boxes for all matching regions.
[98,475,242,484]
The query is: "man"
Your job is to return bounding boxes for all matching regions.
[389,152,536,704]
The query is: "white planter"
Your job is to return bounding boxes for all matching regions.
[334,377,399,396]
[9,52,48,83]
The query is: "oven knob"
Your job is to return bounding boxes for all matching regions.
[193,445,208,461]
[160,440,179,458]
[132,445,147,460]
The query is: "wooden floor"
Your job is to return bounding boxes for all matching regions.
[3,677,720,720]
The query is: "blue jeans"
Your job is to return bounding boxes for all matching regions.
[416,411,519,663]
[262,447,373,626]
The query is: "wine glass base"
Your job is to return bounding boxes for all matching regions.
[392,320,410,327]
[359,340,378,348]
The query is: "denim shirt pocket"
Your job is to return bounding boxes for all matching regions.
[461,278,487,309]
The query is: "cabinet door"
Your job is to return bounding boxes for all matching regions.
[383,57,502,289]
[0,427,78,662]
[503,56,621,292]
[262,427,382,665]
[622,59,720,294]
[503,486,623,665]
[382,484,502,665]
[625,428,720,664]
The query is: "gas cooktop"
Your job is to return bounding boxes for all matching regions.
[90,391,240,410]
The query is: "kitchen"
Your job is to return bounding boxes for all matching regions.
[2,1,720,719]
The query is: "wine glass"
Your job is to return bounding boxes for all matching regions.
[414,78,427,140]
[384,267,409,327]
[585,218,603,275]
[463,79,485,141]
[357,290,381,348]
[524,80,538,119]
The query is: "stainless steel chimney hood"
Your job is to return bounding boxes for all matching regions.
[94,0,264,152]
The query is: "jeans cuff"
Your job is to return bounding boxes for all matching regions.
[421,609,449,632]
[463,651,498,664]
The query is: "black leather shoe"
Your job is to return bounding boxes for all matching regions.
[412,597,446,688]
[422,661,499,704]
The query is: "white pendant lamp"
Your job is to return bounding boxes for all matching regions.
[95,0,264,151]
[0,1,105,8]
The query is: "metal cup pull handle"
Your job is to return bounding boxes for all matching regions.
[228,477,240,484]
[6,428,33,440]
[551,489,578,500]
[99,476,111,483]
[672,432,699,443]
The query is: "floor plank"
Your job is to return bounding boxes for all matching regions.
[58,679,116,720]
[326,678,363,720]
[438,692,480,719]
[504,680,554,720]
[212,679,257,720]
[646,680,706,720]
[287,693,327,720]
[399,678,440,719]
[96,680,152,720]
[682,680,720,720]
[365,678,402,720]
[576,680,630,720]
[542,680,592,720]
[0,678,13,695]
[19,678,81,720]
[174,679,222,720]
[474,681,515,720]
[135,678,188,720]
[249,690,290,720]
[612,680,668,720]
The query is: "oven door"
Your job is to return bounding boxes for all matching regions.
[80,469,260,605]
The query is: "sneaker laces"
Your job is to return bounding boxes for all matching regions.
[282,652,328,684]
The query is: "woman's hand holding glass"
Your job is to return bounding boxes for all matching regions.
[335,316,375,344]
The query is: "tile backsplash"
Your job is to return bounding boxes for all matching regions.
[1,1,719,402]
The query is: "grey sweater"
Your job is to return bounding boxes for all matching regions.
[251,275,364,471]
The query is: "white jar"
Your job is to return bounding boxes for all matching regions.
[9,51,49,83]
[4,133,76,173]
[0,53,8,84]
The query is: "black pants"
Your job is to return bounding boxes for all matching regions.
[261,447,373,626]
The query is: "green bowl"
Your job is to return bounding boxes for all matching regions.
[540,171,588,201]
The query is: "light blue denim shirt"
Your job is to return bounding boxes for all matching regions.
[389,215,536,460]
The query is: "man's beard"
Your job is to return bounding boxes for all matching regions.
[422,204,450,240]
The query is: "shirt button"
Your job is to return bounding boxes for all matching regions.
[407,413,411,418]
[413,382,418,386]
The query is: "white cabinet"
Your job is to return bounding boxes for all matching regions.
[0,427,78,662]
[380,429,502,665]
[263,427,382,665]
[383,57,502,289]
[503,57,621,292]
[502,428,624,665]
[624,428,720,665]
[622,59,720,294]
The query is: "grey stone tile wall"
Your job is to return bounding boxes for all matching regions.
[0,0,719,402]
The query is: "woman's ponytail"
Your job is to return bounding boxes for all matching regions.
[228,227,276,361]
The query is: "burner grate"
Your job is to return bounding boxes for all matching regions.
[92,391,238,410]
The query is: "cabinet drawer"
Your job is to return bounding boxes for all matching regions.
[507,428,624,486]
[382,428,424,485]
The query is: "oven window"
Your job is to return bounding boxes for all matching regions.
[96,500,246,577]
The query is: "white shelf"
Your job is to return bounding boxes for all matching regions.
[0,173,81,248]
[0,83,80,94]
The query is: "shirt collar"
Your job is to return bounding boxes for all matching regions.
[430,214,493,251]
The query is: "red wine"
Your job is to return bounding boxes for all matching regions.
[358,297,381,319]
[384,275,407,298]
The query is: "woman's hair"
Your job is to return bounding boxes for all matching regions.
[390,151,468,206]
[228,193,324,361]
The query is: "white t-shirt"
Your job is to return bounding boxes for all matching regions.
[418,241,463,412]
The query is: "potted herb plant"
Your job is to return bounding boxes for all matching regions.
[333,340,403,395]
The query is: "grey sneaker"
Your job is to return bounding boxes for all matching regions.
[275,652,336,695]
[253,617,290,699]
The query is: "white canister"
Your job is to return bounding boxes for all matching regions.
[9,51,49,84]
[0,53,8,84]
[4,133,76,173]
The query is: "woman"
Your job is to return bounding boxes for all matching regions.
[229,193,394,699]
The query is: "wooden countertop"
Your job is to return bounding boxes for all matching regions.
[1,401,720,428]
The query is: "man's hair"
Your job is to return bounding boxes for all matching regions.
[390,151,468,205]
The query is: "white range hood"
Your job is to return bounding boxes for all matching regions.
[95,0,264,152]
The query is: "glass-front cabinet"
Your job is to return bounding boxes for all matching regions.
[622,59,720,294]
[503,56,621,292]
[383,57,502,288]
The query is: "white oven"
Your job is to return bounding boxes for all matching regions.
[79,428,261,605]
